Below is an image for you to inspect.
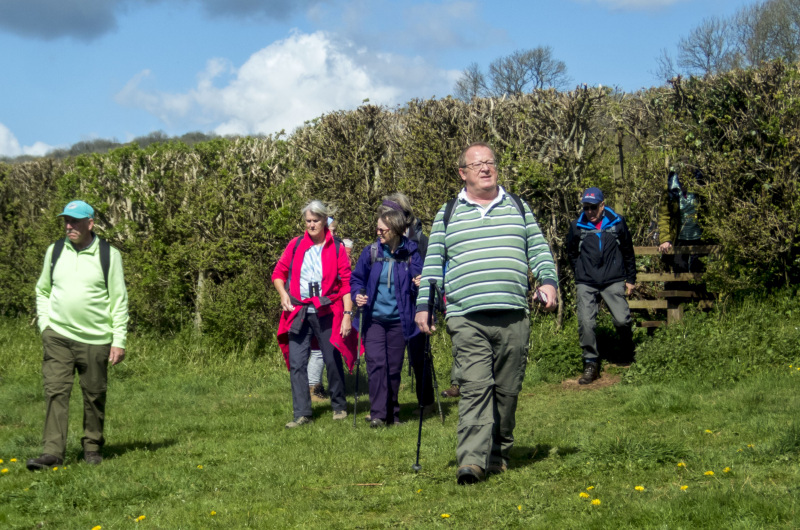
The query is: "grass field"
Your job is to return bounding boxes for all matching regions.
[1,318,799,529]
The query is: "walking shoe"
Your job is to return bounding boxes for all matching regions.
[370,418,386,428]
[285,416,313,428]
[332,410,348,420]
[456,464,485,485]
[26,454,63,471]
[578,361,600,385]
[487,462,507,476]
[412,404,436,417]
[364,414,372,422]
[310,383,328,403]
[441,385,461,398]
[83,450,103,465]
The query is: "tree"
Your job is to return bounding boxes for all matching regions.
[454,62,489,101]
[677,16,737,76]
[453,46,569,100]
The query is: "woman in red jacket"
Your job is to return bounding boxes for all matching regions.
[272,201,355,428]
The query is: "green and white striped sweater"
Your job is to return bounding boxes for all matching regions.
[416,188,558,318]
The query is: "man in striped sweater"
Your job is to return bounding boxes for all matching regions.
[415,142,558,485]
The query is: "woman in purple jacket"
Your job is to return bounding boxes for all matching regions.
[351,209,423,427]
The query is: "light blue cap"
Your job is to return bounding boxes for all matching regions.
[57,200,94,219]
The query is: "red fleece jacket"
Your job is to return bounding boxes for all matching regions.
[272,229,356,372]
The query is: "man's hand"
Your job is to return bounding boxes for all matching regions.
[355,294,368,307]
[625,282,635,296]
[415,311,434,334]
[536,285,558,312]
[109,347,126,366]
[658,241,673,253]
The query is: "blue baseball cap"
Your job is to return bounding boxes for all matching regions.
[581,187,604,204]
[57,200,94,219]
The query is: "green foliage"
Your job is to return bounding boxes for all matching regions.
[626,289,800,384]
[4,61,800,358]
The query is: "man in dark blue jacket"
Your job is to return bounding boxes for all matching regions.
[566,187,636,384]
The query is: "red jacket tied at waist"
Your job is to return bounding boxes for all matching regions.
[272,229,356,372]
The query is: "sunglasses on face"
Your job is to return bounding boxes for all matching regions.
[583,204,599,211]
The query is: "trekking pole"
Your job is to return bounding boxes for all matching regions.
[352,289,367,428]
[427,280,445,424]
[413,280,441,473]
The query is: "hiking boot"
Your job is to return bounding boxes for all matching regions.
[364,414,372,422]
[310,383,328,403]
[456,464,485,485]
[332,410,347,420]
[441,385,461,398]
[84,451,103,465]
[487,462,507,476]
[412,404,436,417]
[285,416,313,428]
[578,361,600,385]
[26,454,63,471]
[370,418,386,428]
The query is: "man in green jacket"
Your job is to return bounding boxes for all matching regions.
[27,200,129,470]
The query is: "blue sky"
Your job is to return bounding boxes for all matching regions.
[0,0,757,157]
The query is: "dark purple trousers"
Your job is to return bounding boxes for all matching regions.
[364,319,405,423]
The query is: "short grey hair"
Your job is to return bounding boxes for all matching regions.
[301,200,332,222]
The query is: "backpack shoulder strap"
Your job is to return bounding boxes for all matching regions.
[507,192,526,220]
[369,242,380,265]
[49,238,66,287]
[98,238,110,291]
[286,236,303,287]
[442,197,457,230]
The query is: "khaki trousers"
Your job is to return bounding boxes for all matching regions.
[447,310,529,470]
[41,328,110,459]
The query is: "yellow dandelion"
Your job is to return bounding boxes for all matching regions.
[52,467,58,471]
[586,486,594,490]
[197,465,203,469]
[441,514,451,518]
[723,467,731,473]
[796,367,800,371]
[9,458,16,462]
[704,470,714,476]
[747,444,754,448]
[737,448,743,452]
[634,486,645,492]
[135,515,146,522]
[579,492,590,499]
[1,469,8,474]
[92,526,102,530]
[210,511,217,516]
[0,459,3,464]
[680,485,688,491]
[417,489,422,493]
[704,429,713,434]
[677,462,685,467]
[591,499,601,506]
[517,505,522,511]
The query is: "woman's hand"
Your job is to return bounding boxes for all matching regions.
[340,313,352,336]
[413,275,421,287]
[355,294,368,307]
[658,241,673,253]
[279,291,294,312]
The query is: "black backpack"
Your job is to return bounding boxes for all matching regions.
[441,192,527,230]
[50,237,111,291]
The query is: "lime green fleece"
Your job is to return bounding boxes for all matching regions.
[35,235,129,348]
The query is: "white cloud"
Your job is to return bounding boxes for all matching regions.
[0,123,53,157]
[115,31,460,137]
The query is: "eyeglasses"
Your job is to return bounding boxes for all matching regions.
[461,160,496,171]
[376,228,391,235]
[583,204,600,211]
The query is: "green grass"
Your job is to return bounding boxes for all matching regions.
[1,318,799,529]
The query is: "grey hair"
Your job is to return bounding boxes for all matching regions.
[301,200,332,222]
